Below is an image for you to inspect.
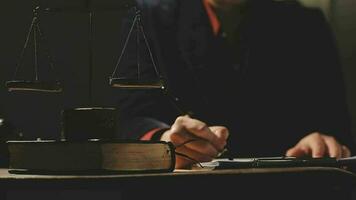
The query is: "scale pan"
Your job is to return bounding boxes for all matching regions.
[109,78,163,90]
[6,80,63,93]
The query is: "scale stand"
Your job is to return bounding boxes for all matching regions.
[6,6,62,93]
[109,7,192,116]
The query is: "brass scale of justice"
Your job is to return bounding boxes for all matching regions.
[6,0,188,115]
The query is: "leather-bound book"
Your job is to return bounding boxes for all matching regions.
[7,140,175,174]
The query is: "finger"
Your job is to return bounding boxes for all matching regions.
[306,134,327,158]
[342,146,351,158]
[175,146,213,165]
[173,116,217,142]
[169,118,197,147]
[209,126,229,150]
[172,116,222,150]
[171,131,218,157]
[323,136,342,158]
[310,142,326,158]
[169,127,195,146]
[286,145,310,157]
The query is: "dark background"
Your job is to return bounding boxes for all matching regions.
[0,0,356,143]
[0,0,132,139]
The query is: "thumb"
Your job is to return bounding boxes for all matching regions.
[209,126,229,151]
[286,145,309,157]
[209,126,229,140]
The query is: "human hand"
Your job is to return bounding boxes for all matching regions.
[286,132,351,159]
[161,116,229,169]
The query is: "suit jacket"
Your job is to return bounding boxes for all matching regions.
[116,0,355,157]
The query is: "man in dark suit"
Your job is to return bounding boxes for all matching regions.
[117,0,354,168]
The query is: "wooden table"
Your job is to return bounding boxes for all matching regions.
[0,167,355,200]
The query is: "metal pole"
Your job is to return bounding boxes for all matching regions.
[86,0,94,105]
